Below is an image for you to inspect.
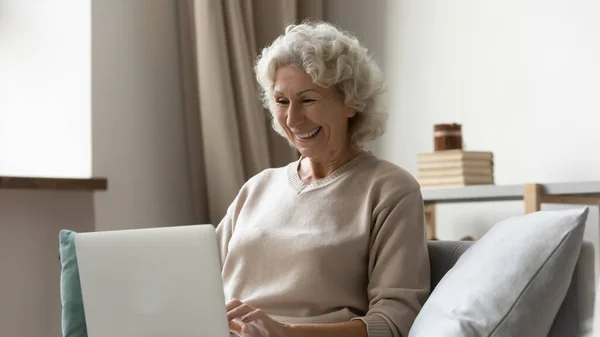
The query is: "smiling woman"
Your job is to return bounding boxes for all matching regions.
[216,21,430,337]
[255,22,388,151]
[271,67,358,182]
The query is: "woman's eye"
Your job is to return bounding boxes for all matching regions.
[303,99,315,103]
[276,99,289,105]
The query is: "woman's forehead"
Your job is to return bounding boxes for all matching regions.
[273,67,329,95]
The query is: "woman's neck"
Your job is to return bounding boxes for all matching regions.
[298,146,362,184]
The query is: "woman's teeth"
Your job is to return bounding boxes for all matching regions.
[297,127,321,140]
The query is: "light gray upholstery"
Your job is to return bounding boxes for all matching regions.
[426,240,596,337]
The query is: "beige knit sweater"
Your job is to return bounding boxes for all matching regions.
[216,152,430,337]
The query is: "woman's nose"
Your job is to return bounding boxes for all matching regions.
[286,102,304,127]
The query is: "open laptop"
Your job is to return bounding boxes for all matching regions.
[75,225,230,337]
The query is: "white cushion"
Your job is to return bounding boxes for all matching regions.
[409,208,589,337]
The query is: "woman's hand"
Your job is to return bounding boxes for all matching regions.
[226,299,290,337]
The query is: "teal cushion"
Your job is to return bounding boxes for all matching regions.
[58,229,88,337]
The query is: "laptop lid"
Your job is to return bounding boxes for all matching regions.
[75,225,230,337]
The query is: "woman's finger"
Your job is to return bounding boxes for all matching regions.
[241,308,263,323]
[227,303,255,321]
[226,298,244,311]
[229,319,243,334]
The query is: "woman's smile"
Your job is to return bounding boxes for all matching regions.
[295,126,322,140]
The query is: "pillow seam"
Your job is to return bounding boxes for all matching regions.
[450,242,467,260]
[487,228,575,337]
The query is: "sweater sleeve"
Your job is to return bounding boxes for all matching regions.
[216,207,233,268]
[215,171,264,268]
[352,190,431,337]
[215,197,237,267]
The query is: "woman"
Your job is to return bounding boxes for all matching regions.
[216,21,430,337]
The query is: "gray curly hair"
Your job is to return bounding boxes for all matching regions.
[254,21,388,146]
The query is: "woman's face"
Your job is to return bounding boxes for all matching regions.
[272,66,356,160]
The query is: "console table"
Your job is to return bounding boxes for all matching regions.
[422,181,600,240]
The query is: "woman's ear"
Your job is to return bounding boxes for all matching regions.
[346,107,357,118]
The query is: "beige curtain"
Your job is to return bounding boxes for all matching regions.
[176,0,323,224]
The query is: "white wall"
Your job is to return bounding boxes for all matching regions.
[0,0,91,178]
[0,190,94,337]
[0,1,194,336]
[327,0,600,258]
[92,0,193,231]
[0,2,94,337]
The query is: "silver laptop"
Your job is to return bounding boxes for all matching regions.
[75,225,230,337]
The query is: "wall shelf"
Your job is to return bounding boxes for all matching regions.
[422,181,600,241]
[0,176,108,191]
[421,181,600,204]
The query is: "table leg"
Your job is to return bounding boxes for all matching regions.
[524,184,542,214]
[424,203,436,240]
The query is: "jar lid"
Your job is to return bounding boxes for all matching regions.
[434,123,462,132]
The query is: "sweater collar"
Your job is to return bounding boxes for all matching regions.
[286,151,373,193]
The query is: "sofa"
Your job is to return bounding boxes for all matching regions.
[61,208,594,337]
[426,240,595,337]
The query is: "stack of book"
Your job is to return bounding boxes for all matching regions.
[417,150,494,187]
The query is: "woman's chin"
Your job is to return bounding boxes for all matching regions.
[296,146,317,158]
[292,141,318,156]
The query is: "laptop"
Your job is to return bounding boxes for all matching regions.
[75,225,230,337]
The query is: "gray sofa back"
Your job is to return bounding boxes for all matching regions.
[427,241,595,337]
